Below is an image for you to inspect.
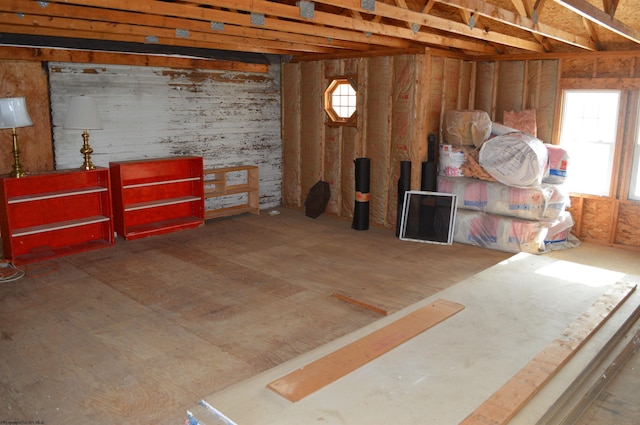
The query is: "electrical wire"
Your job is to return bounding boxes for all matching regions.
[0,262,26,283]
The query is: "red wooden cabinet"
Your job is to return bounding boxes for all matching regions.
[0,168,115,265]
[109,156,204,240]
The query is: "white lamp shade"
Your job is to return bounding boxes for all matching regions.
[64,96,103,130]
[0,97,33,129]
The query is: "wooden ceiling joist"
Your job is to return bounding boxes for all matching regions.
[42,0,413,52]
[554,0,640,45]
[0,0,394,55]
[0,12,334,55]
[313,0,545,52]
[199,0,496,53]
[438,0,598,51]
[0,0,638,60]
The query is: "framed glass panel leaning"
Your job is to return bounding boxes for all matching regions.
[399,191,458,245]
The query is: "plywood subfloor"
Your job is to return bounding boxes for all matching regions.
[0,208,510,425]
[1,207,638,424]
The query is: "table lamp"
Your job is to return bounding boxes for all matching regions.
[64,96,103,170]
[0,97,34,178]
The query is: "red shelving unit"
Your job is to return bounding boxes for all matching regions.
[0,168,115,265]
[109,156,204,240]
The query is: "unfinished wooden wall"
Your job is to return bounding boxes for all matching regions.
[477,53,640,251]
[48,62,282,210]
[282,51,471,229]
[558,53,640,251]
[473,59,558,143]
[0,60,54,175]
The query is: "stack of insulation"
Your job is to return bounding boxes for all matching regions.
[438,110,576,254]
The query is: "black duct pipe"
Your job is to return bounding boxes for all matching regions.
[352,157,370,231]
[396,160,411,237]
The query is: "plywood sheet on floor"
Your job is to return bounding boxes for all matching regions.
[193,252,640,425]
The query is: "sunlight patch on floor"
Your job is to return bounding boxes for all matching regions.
[534,260,626,287]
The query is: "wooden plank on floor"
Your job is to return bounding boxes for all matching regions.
[331,292,389,316]
[460,280,637,425]
[267,299,465,402]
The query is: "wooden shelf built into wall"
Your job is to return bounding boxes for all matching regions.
[110,156,204,240]
[0,168,114,265]
[203,165,259,220]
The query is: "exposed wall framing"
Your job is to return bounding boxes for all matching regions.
[0,60,54,175]
[282,51,468,229]
[283,50,640,251]
[556,54,640,251]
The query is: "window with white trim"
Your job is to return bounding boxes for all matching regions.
[558,90,621,196]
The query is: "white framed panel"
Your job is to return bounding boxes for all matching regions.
[399,190,457,245]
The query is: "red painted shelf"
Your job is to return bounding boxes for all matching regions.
[0,168,115,265]
[109,157,204,240]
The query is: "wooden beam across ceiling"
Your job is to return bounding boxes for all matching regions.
[438,0,598,51]
[554,0,640,45]
[196,0,496,53]
[509,0,553,51]
[1,0,637,61]
[313,0,545,52]
[0,0,384,55]
[0,0,496,57]
[0,13,342,55]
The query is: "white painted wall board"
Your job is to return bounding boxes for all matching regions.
[48,62,282,210]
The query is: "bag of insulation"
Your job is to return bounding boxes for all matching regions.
[479,132,549,188]
[543,144,569,184]
[443,110,492,148]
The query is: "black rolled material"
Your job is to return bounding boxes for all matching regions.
[427,133,437,162]
[352,157,371,231]
[421,161,437,192]
[421,133,438,192]
[419,133,439,237]
[396,160,411,237]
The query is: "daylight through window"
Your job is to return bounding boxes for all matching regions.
[558,90,620,196]
[324,79,357,124]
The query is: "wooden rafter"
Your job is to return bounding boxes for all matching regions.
[509,0,553,51]
[313,0,545,52]
[423,0,437,14]
[194,0,496,53]
[437,0,597,51]
[582,17,603,49]
[0,0,409,50]
[602,0,620,19]
[532,0,548,23]
[510,0,528,17]
[0,12,334,55]
[0,0,635,59]
[554,0,640,45]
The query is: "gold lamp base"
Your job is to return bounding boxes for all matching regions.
[9,128,25,178]
[80,130,96,171]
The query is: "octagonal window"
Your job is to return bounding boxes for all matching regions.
[324,78,357,124]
